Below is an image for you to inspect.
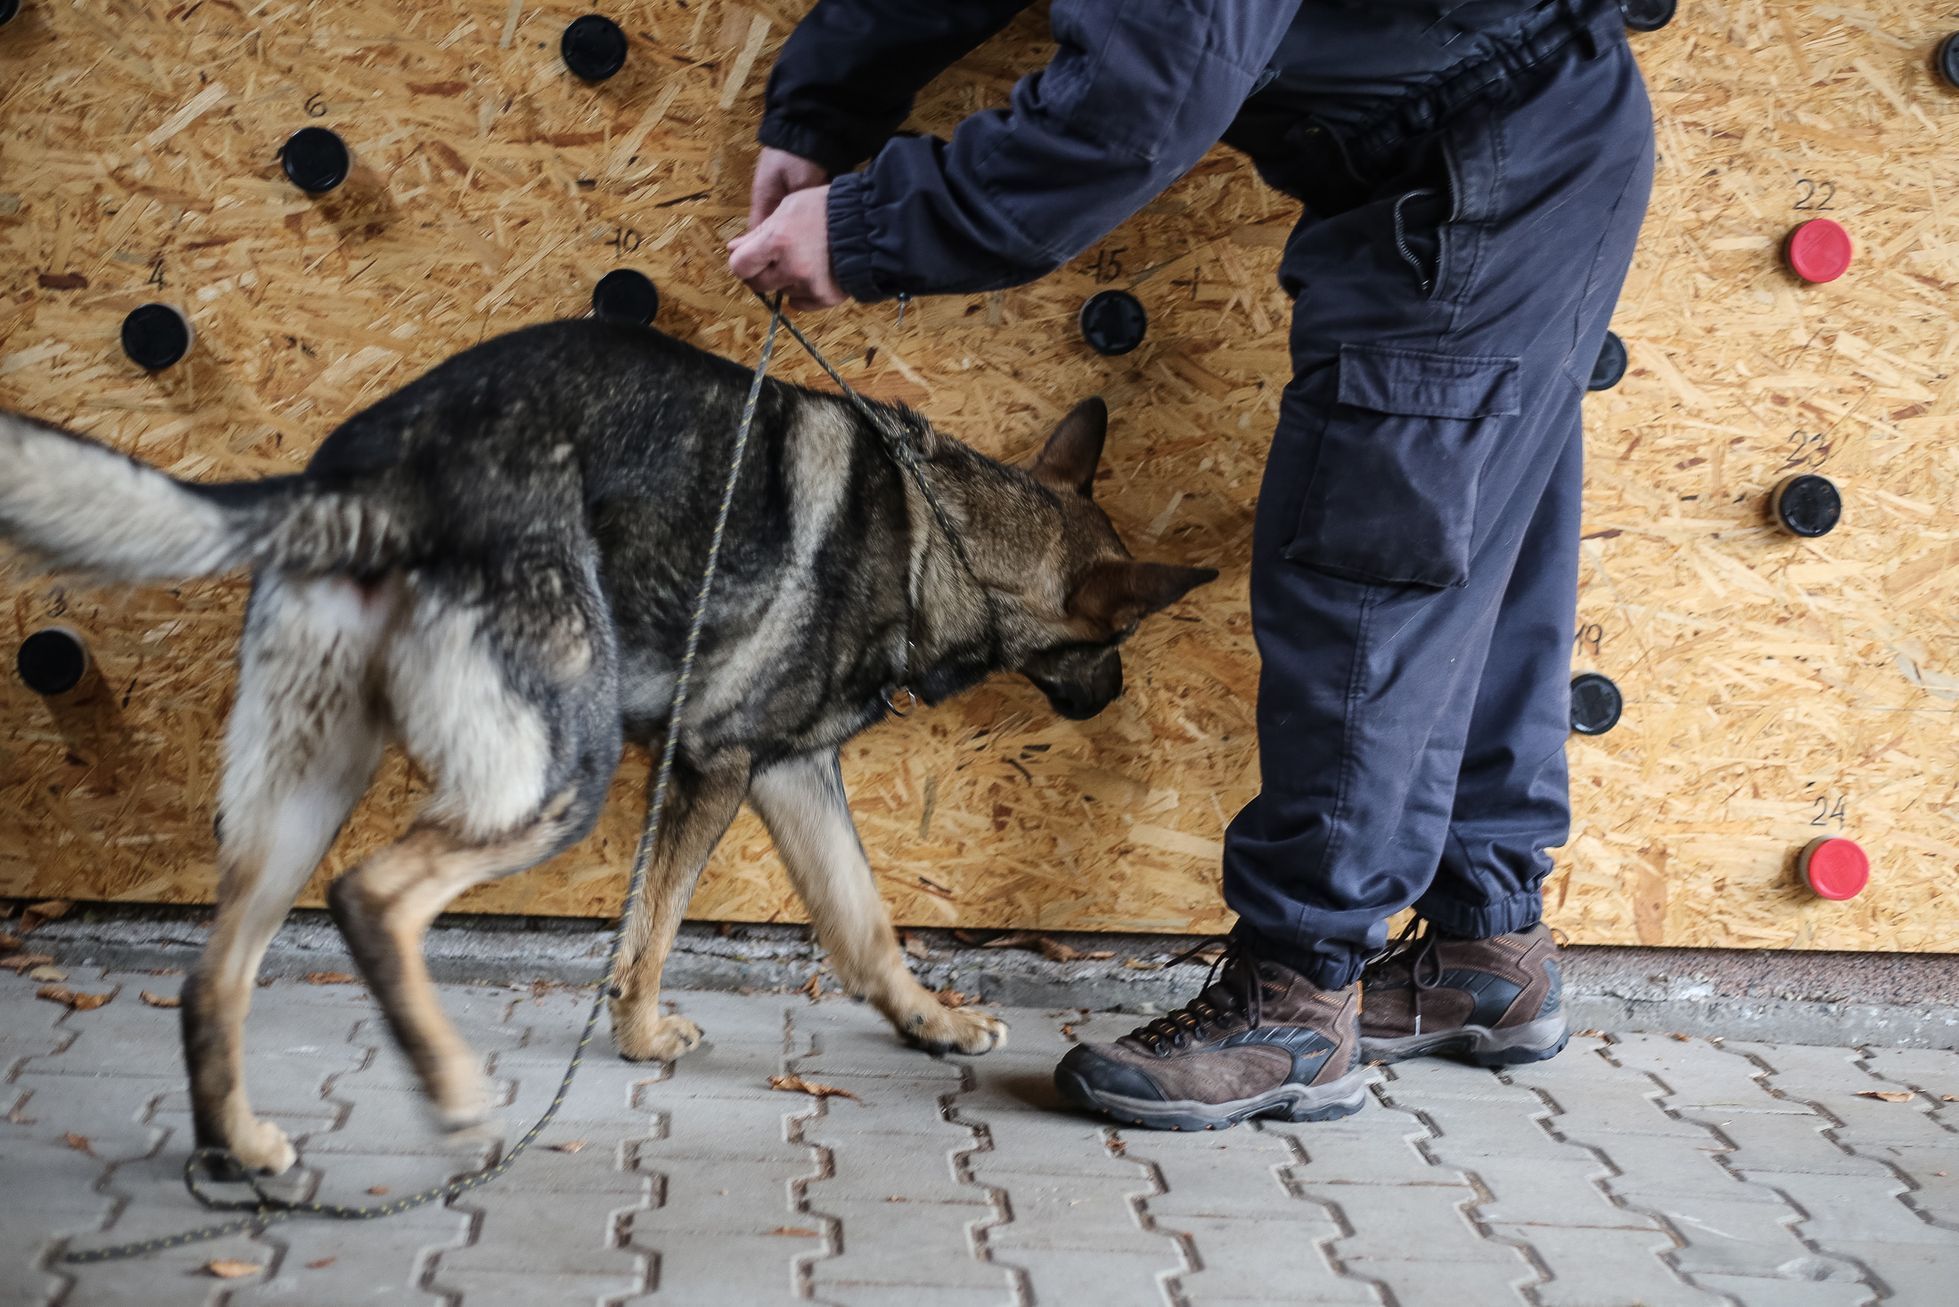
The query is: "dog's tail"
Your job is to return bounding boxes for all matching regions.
[0,410,403,582]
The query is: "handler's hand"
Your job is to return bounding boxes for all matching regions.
[748,145,829,230]
[728,186,847,311]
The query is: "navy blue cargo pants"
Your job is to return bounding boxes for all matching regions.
[1224,4,1655,988]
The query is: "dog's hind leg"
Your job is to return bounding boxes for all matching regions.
[749,750,1007,1056]
[608,749,751,1063]
[182,575,392,1174]
[329,566,619,1128]
[326,804,597,1127]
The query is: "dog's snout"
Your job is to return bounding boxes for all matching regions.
[1036,656,1123,720]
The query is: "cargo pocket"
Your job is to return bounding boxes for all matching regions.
[1283,343,1521,589]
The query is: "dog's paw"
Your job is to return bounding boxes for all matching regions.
[612,1011,704,1063]
[433,1069,493,1133]
[230,1116,298,1176]
[899,1004,1008,1057]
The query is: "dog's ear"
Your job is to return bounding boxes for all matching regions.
[1028,397,1108,497]
[1068,560,1219,630]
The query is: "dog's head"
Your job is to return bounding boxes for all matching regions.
[997,398,1216,721]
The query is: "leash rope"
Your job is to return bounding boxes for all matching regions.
[59,298,788,1265]
[749,289,1004,677]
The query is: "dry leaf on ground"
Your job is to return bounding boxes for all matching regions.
[63,1133,92,1154]
[367,1185,390,1196]
[27,965,66,983]
[1856,1090,1917,1103]
[1,953,56,974]
[201,1259,261,1279]
[305,1258,336,1270]
[37,985,111,1011]
[768,1074,860,1103]
[800,973,825,1003]
[550,1140,588,1154]
[0,932,21,953]
[935,989,973,1009]
[901,932,927,959]
[768,1226,818,1237]
[20,900,73,932]
[303,971,356,985]
[139,990,181,1008]
[977,931,1113,963]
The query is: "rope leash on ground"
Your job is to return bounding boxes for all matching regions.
[59,297,788,1265]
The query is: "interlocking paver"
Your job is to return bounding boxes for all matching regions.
[1492,1225,1719,1307]
[1274,1089,1538,1306]
[814,1197,1006,1294]
[1861,1047,1959,1103]
[1559,1037,1886,1302]
[961,1012,1181,1303]
[1136,1127,1370,1304]
[1689,1272,1874,1307]
[795,1002,1011,1300]
[1382,1055,1717,1305]
[6,967,1956,1307]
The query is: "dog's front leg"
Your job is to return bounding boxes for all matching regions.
[609,748,751,1062]
[749,750,1007,1055]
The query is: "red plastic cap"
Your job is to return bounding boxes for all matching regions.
[1799,836,1869,901]
[1786,219,1854,284]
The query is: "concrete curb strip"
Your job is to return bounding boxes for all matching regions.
[18,906,1959,1050]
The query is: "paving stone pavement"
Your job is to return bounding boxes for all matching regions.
[4,965,1957,1306]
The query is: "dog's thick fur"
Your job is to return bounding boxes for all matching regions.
[0,320,1214,1173]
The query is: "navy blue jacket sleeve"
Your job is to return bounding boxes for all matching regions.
[759,1,1034,176]
[825,0,1303,302]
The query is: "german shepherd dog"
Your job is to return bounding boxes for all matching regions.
[0,320,1214,1174]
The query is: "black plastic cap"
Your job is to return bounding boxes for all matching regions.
[1570,672,1623,737]
[1621,0,1676,32]
[562,15,628,82]
[121,303,192,370]
[0,0,21,29]
[1080,290,1148,356]
[18,629,88,697]
[1588,331,1629,391]
[281,126,350,194]
[592,269,660,325]
[1773,474,1842,538]
[1937,33,1959,90]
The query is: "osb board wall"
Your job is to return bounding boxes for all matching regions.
[0,1,1953,951]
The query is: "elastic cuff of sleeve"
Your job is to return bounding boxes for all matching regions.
[825,173,890,304]
[757,117,865,178]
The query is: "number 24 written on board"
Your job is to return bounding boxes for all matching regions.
[1811,795,1849,829]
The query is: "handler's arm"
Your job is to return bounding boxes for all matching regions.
[826,0,1303,302]
[759,0,1035,176]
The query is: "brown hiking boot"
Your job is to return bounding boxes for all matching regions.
[1359,920,1569,1066]
[1054,942,1367,1130]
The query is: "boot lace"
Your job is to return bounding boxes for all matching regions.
[1367,918,1446,1036]
[1127,937,1262,1055]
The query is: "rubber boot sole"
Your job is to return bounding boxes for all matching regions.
[1360,1012,1571,1068]
[1054,1063,1370,1131]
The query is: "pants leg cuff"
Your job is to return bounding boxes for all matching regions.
[1414,887,1543,940]
[1229,922,1367,991]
